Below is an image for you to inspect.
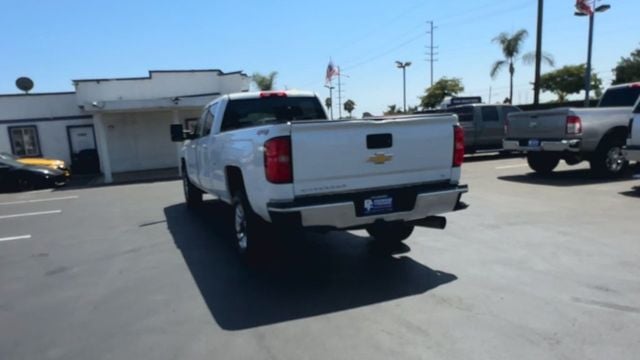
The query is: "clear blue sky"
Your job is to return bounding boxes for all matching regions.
[0,0,636,116]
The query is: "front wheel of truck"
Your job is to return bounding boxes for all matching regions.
[366,222,415,244]
[527,153,560,174]
[182,168,202,208]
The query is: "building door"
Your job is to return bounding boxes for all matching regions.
[67,125,100,174]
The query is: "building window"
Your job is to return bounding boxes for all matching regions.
[9,126,41,157]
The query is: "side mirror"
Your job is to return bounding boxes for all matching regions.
[171,124,197,142]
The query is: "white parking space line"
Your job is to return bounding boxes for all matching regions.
[0,235,32,242]
[0,210,62,220]
[495,164,528,170]
[0,196,78,206]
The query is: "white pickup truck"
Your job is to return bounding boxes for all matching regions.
[171,90,468,258]
[623,98,640,163]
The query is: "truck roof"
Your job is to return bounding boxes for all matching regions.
[605,82,640,90]
[227,90,317,100]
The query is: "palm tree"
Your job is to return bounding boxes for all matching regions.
[252,71,278,90]
[490,29,554,103]
[343,99,356,118]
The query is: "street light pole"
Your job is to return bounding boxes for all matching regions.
[533,0,543,106]
[324,84,334,120]
[576,3,610,107]
[584,12,595,107]
[396,61,412,113]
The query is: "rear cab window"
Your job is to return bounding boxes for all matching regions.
[480,106,499,122]
[449,106,474,122]
[220,96,327,132]
[598,85,640,107]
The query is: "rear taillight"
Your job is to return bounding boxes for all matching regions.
[630,118,634,139]
[264,136,292,183]
[453,125,464,167]
[566,115,582,135]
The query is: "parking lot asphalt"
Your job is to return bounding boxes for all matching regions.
[1,155,639,360]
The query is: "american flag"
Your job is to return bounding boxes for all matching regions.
[325,60,339,84]
[575,0,593,15]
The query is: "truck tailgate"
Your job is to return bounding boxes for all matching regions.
[507,109,568,139]
[290,115,455,197]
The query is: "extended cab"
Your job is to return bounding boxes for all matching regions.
[504,83,640,176]
[171,91,468,258]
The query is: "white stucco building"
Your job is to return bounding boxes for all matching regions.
[0,69,249,182]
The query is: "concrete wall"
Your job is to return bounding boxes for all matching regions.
[0,93,91,163]
[75,71,249,105]
[104,112,179,173]
[0,119,94,164]
[0,93,83,120]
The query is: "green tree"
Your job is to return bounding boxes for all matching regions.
[490,29,554,103]
[252,71,278,90]
[343,99,356,118]
[384,104,403,115]
[612,47,640,84]
[419,77,464,109]
[540,64,602,102]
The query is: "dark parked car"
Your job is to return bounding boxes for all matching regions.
[0,157,68,192]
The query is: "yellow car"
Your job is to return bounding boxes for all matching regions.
[0,153,70,176]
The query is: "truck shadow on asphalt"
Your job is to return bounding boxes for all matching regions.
[619,186,640,198]
[164,200,457,331]
[498,168,638,187]
[464,152,524,163]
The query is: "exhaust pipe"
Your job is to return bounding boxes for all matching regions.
[413,216,447,230]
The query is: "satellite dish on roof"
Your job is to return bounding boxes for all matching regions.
[16,77,34,94]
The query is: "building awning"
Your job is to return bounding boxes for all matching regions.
[80,93,220,113]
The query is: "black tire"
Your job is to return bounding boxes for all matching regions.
[589,137,629,178]
[366,222,415,243]
[527,153,560,174]
[231,191,268,260]
[182,168,202,208]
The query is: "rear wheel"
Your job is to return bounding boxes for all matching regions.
[527,153,560,174]
[590,137,628,177]
[232,191,268,260]
[366,222,415,244]
[182,168,202,208]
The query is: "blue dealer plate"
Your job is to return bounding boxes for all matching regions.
[528,139,540,147]
[363,195,394,215]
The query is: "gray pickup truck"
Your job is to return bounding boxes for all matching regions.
[504,83,640,177]
[425,104,521,153]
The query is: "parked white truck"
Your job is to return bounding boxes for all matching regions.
[171,90,468,258]
[623,98,640,163]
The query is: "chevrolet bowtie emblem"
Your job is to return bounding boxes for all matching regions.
[368,153,393,165]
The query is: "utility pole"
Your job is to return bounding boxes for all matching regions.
[426,21,438,87]
[533,0,543,106]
